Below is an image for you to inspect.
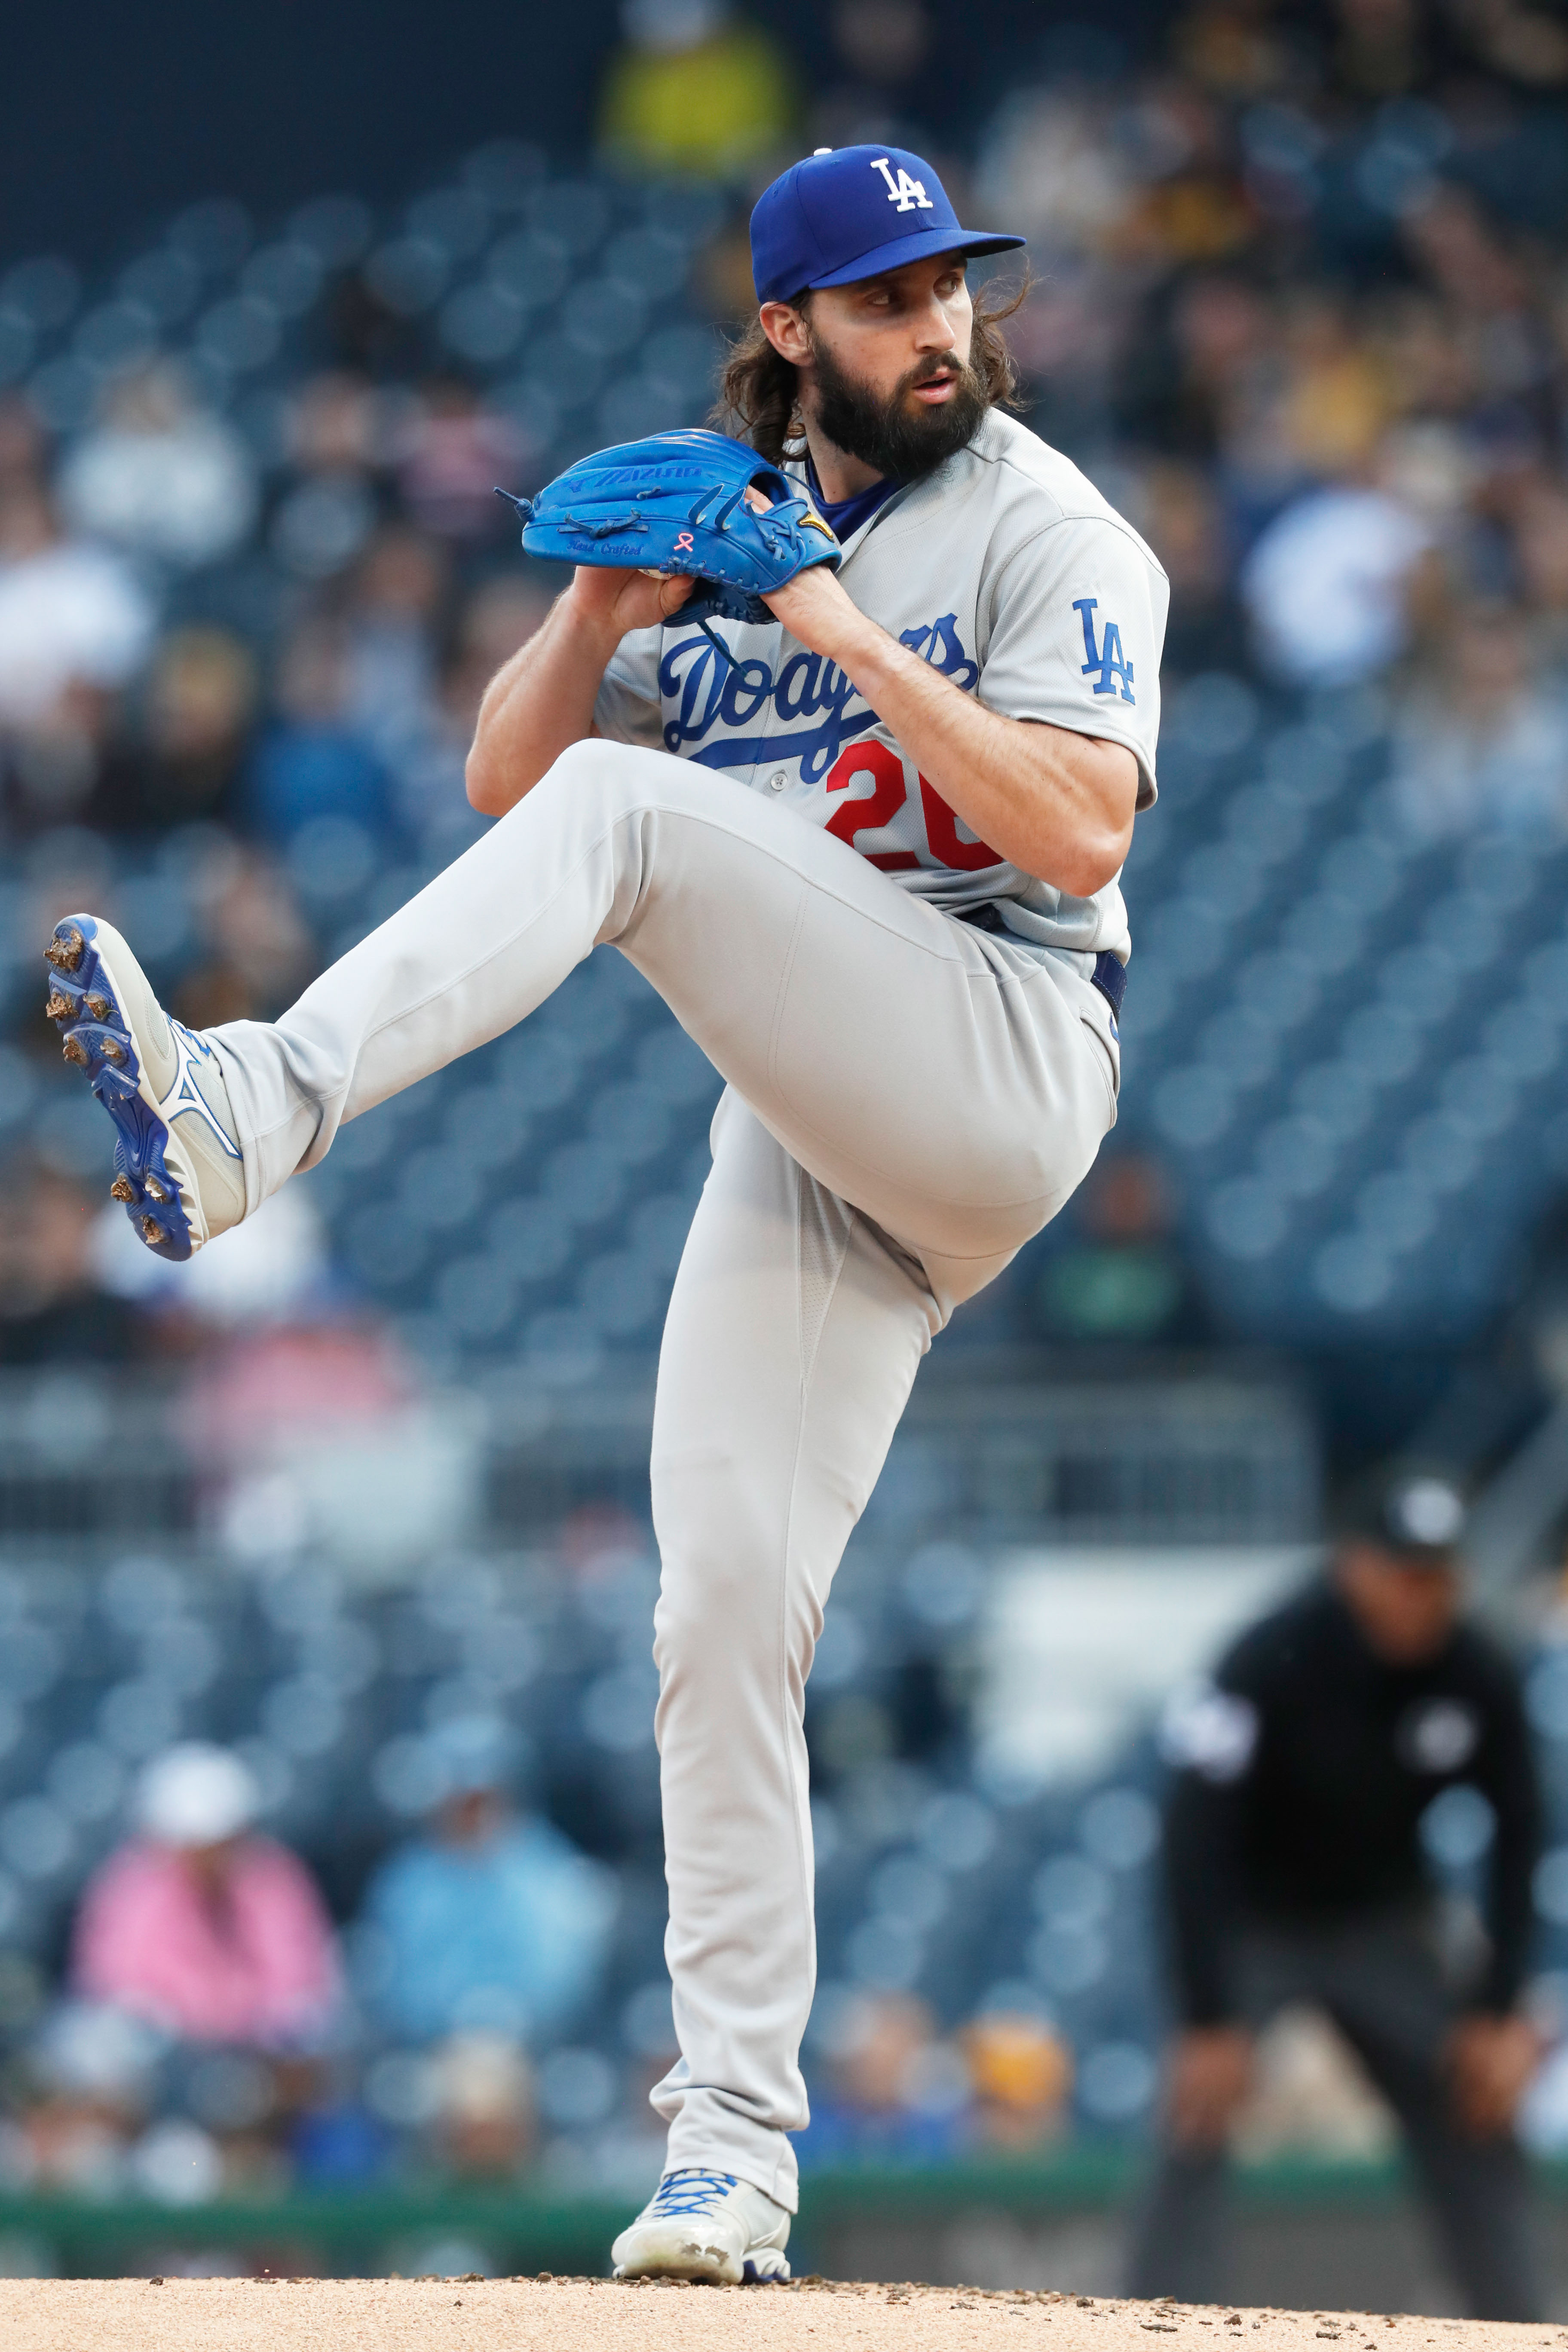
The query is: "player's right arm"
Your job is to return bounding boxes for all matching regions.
[466,568,692,817]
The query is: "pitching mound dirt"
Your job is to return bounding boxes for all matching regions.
[0,2277,1559,2352]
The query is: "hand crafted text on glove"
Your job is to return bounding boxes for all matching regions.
[497,430,841,661]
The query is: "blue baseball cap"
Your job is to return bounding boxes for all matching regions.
[750,144,1025,306]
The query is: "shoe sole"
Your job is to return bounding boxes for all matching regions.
[43,913,199,1262]
[612,2257,791,2284]
[611,2236,790,2285]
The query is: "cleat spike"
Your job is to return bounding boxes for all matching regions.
[85,993,111,1020]
[44,989,73,1022]
[144,1175,168,1203]
[138,1216,164,1245]
[45,928,84,972]
[62,1035,88,1066]
[101,1039,126,1062]
[110,1174,136,1204]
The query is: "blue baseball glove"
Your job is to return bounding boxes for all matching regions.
[496,429,840,656]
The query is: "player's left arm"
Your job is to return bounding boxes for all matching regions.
[763,566,1138,898]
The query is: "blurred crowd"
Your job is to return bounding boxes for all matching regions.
[595,0,1568,854]
[0,344,562,1362]
[0,366,545,857]
[969,2,1568,848]
[2,1721,629,2205]
[0,1714,1088,2215]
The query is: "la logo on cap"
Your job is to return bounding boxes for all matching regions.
[871,156,934,214]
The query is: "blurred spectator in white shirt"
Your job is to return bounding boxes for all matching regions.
[1391,602,1568,841]
[59,361,257,571]
[1241,478,1432,689]
[0,479,153,727]
[92,1182,330,1332]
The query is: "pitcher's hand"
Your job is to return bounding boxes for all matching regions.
[564,565,695,642]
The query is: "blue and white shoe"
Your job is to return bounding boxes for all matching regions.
[43,912,245,1263]
[611,2168,791,2284]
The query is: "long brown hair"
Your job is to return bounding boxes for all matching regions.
[712,273,1034,464]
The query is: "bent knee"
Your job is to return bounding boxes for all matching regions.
[543,736,613,793]
[538,735,686,810]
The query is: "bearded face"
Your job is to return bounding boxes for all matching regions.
[805,322,989,485]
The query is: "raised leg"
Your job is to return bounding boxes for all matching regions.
[206,738,1115,1291]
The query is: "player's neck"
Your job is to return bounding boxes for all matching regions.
[799,417,884,505]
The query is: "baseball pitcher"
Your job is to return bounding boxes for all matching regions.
[44,146,1167,2278]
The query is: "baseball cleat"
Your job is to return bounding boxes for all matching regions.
[42,914,245,1263]
[610,2168,791,2284]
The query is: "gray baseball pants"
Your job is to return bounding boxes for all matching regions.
[1127,1908,1544,2319]
[208,738,1119,2209]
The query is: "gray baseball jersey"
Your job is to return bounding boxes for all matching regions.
[594,407,1168,965]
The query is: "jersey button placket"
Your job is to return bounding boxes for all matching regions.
[768,771,787,791]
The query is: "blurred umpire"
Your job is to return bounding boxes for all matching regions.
[1128,1469,1544,2318]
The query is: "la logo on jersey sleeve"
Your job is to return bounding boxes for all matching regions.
[1073,597,1136,705]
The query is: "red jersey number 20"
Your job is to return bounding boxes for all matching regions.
[822,742,1000,873]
